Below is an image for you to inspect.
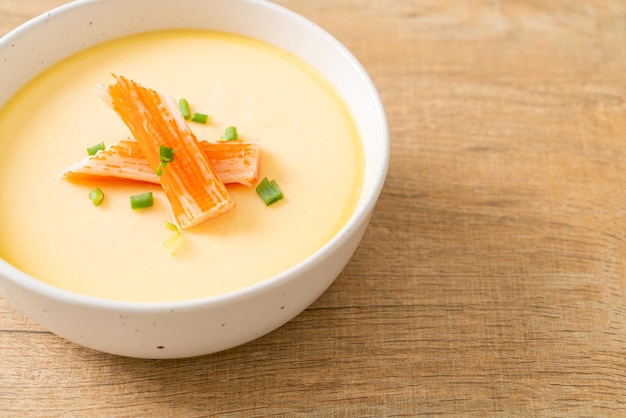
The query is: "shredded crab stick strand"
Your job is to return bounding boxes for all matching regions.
[63,139,154,183]
[105,75,234,229]
[61,138,260,187]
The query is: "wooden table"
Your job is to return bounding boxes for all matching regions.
[2,0,626,415]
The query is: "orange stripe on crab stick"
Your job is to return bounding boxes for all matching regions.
[61,139,260,187]
[204,140,259,187]
[106,75,234,229]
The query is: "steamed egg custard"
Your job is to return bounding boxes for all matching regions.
[0,30,364,302]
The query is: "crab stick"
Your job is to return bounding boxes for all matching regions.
[104,75,234,229]
[62,138,259,187]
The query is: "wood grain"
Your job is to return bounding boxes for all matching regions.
[2,0,626,415]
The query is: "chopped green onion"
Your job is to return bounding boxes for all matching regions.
[179,99,191,120]
[156,161,167,176]
[87,141,105,156]
[164,229,182,256]
[191,112,209,124]
[156,145,175,176]
[256,177,284,206]
[159,145,175,162]
[164,220,179,232]
[88,187,105,206]
[164,220,182,256]
[130,192,153,209]
[220,126,238,141]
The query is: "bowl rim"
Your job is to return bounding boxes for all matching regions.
[0,0,390,313]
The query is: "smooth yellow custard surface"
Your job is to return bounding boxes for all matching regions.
[0,30,364,302]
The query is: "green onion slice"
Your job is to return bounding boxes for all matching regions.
[164,230,182,256]
[220,126,238,141]
[88,187,105,206]
[165,220,180,232]
[156,161,167,176]
[130,192,154,209]
[156,145,175,176]
[256,177,284,206]
[87,141,105,156]
[191,112,209,124]
[179,99,191,120]
[159,145,175,162]
[164,220,182,256]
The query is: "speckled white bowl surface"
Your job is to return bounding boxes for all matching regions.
[0,0,388,358]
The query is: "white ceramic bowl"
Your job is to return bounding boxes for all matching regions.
[0,0,388,358]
